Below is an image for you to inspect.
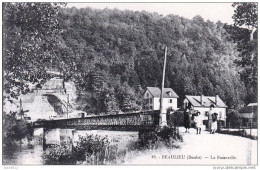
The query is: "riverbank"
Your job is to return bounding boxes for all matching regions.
[3,129,140,165]
[4,127,255,165]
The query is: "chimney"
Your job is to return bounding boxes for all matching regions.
[215,95,219,106]
[200,95,204,105]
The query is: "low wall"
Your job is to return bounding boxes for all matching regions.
[219,128,257,139]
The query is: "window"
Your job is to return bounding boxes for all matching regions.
[146,93,149,97]
[219,111,222,118]
[184,102,187,109]
[169,99,172,103]
[150,98,153,104]
[150,106,153,110]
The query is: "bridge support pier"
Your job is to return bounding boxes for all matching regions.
[43,128,75,151]
[43,128,61,151]
[33,128,44,145]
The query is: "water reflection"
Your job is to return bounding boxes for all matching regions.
[3,144,43,165]
[3,129,138,165]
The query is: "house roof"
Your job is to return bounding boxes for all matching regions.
[247,103,257,107]
[239,105,258,114]
[146,87,179,98]
[185,95,227,108]
[238,113,255,119]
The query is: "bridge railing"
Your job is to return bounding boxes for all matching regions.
[33,110,160,130]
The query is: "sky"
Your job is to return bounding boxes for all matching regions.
[66,3,235,24]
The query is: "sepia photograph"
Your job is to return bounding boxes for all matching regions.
[2,1,258,167]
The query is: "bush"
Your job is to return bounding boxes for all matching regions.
[3,111,33,148]
[42,134,125,165]
[157,126,183,148]
[168,111,184,127]
[42,145,76,165]
[73,134,108,163]
[42,130,182,165]
[138,126,182,149]
[74,134,128,165]
[138,129,160,149]
[45,134,127,165]
[157,126,173,140]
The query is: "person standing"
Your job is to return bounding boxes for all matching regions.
[194,112,203,134]
[211,113,218,134]
[183,108,191,133]
[208,104,214,134]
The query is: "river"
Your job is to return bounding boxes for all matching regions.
[3,144,43,165]
[3,129,139,165]
[3,128,256,165]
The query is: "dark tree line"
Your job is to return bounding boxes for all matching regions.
[226,2,257,104]
[3,3,66,145]
[55,7,250,112]
[3,3,257,115]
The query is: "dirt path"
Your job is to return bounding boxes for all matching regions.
[124,127,257,165]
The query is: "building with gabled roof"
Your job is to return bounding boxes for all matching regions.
[237,103,258,128]
[143,87,179,112]
[183,95,227,127]
[238,103,257,120]
[184,95,227,108]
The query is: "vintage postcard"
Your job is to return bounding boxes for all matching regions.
[2,1,258,168]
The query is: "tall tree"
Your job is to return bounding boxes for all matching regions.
[231,2,258,103]
[232,2,258,42]
[3,3,65,99]
[3,2,65,146]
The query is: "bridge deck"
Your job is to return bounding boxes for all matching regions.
[33,110,160,131]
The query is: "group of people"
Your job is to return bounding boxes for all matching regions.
[183,105,218,134]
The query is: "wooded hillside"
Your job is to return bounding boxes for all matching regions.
[54,7,249,113]
[3,3,256,114]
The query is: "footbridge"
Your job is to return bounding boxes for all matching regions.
[33,110,160,131]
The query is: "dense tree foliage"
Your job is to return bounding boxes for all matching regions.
[52,7,250,112]
[225,3,258,103]
[3,3,255,115]
[232,2,257,41]
[3,2,65,145]
[3,3,64,99]
[3,111,32,147]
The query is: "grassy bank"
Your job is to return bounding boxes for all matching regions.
[42,126,183,165]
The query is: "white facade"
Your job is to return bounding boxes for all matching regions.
[143,90,178,112]
[183,98,226,122]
